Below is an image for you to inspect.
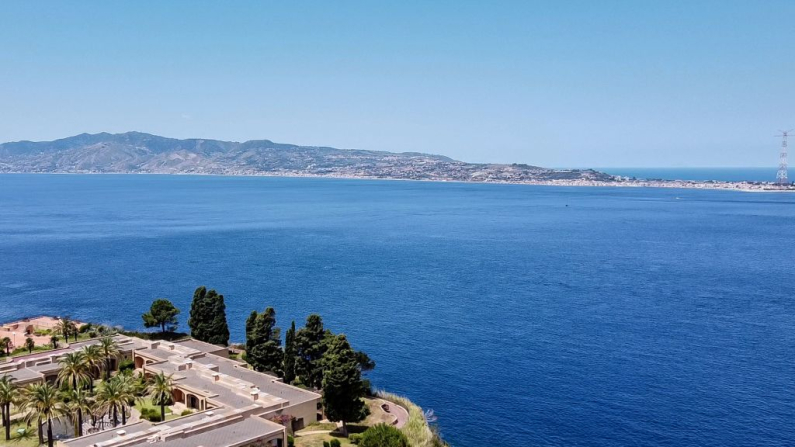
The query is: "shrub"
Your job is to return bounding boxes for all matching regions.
[139,408,163,422]
[349,434,363,445]
[79,323,93,333]
[181,410,192,416]
[287,435,295,447]
[359,424,409,447]
[119,359,135,373]
[322,442,330,447]
[88,331,98,338]
[329,439,341,447]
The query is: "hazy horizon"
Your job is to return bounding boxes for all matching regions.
[1,1,793,168]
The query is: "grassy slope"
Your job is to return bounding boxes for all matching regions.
[377,392,449,447]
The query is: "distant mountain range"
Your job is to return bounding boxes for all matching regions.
[0,132,615,183]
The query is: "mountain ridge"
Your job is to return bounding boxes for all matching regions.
[0,131,614,183]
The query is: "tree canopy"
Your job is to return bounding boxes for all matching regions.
[322,334,367,434]
[188,286,230,346]
[245,307,283,375]
[142,298,180,333]
[359,424,410,447]
[295,314,328,389]
[283,320,297,384]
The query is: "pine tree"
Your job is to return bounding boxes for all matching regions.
[283,320,297,384]
[295,314,327,389]
[142,298,180,333]
[245,307,283,375]
[322,334,366,435]
[188,286,230,346]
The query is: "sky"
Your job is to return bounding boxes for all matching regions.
[0,1,793,168]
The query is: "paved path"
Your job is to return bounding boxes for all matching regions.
[374,398,409,429]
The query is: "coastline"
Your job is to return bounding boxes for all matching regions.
[1,170,793,193]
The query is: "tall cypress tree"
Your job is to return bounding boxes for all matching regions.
[295,314,327,389]
[245,307,283,375]
[322,334,366,435]
[188,286,230,346]
[245,310,258,355]
[283,321,297,384]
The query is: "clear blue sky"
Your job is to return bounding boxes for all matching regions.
[1,1,793,167]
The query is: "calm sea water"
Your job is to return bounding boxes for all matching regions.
[1,174,794,447]
[601,167,778,182]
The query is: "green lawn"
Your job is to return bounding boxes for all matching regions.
[134,397,182,421]
[4,422,43,447]
[294,433,355,447]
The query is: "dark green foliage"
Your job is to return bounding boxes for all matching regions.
[287,435,295,447]
[245,311,258,354]
[188,286,230,346]
[140,408,162,422]
[349,434,363,445]
[142,298,180,333]
[118,359,135,373]
[295,314,327,389]
[322,334,366,432]
[245,307,283,375]
[329,439,341,447]
[283,320,297,384]
[359,424,409,447]
[322,441,330,447]
[355,351,375,373]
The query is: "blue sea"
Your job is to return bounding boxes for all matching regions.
[1,174,794,447]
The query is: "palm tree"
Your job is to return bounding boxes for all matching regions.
[24,337,35,354]
[98,337,119,381]
[119,372,145,425]
[0,376,20,441]
[81,345,104,389]
[50,335,59,350]
[20,382,65,447]
[96,376,135,427]
[57,351,91,391]
[147,372,174,422]
[56,318,78,344]
[62,387,92,437]
[1,337,11,356]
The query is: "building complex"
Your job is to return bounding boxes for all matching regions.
[0,326,321,447]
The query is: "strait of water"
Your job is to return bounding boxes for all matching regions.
[1,174,794,447]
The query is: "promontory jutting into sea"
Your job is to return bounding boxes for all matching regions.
[3,2,795,447]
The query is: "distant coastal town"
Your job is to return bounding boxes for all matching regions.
[1,132,792,193]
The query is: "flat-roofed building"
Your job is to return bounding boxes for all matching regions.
[0,334,322,447]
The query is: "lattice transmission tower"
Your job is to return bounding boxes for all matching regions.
[776,130,792,185]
